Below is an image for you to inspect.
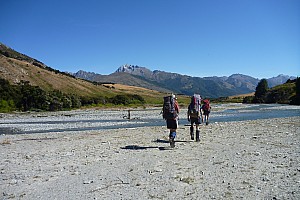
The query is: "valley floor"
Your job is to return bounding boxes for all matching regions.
[1,117,299,199]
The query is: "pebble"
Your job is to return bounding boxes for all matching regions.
[83,180,94,184]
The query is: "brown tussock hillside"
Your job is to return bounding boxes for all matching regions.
[0,55,114,97]
[0,55,171,103]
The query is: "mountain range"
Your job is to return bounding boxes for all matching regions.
[0,43,165,102]
[73,64,295,98]
[0,42,295,99]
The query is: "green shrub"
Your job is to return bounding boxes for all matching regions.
[110,94,145,105]
[0,100,15,113]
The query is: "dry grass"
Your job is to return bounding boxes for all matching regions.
[229,92,255,99]
[0,56,132,98]
[1,138,12,145]
[0,56,190,105]
[1,56,168,100]
[103,83,162,94]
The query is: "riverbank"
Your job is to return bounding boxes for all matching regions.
[1,117,299,199]
[0,104,299,135]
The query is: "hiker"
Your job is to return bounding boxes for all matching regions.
[187,94,202,142]
[162,94,180,148]
[202,99,211,125]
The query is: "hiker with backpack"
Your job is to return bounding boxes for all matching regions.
[202,99,211,125]
[187,94,202,142]
[162,94,180,148]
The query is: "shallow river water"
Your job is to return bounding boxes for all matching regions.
[0,104,299,134]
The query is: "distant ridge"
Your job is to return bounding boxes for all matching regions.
[73,70,173,93]
[0,43,168,101]
[73,64,295,98]
[1,41,294,98]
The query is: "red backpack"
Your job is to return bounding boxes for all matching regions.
[202,99,210,111]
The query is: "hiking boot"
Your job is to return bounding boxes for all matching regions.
[196,130,200,142]
[190,133,194,140]
[169,137,175,148]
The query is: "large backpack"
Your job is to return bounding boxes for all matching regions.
[162,95,177,119]
[188,94,201,117]
[202,99,210,112]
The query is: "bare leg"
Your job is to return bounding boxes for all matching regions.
[190,125,194,140]
[195,124,200,142]
[206,114,209,125]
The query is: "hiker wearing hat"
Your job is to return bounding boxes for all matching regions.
[187,94,202,142]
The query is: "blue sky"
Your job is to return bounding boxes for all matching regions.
[1,0,299,78]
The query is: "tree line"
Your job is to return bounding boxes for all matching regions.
[243,77,300,105]
[0,78,145,113]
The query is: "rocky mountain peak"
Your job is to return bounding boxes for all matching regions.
[267,74,296,87]
[115,64,153,78]
[115,64,141,73]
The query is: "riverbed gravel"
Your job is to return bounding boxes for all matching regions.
[0,114,299,199]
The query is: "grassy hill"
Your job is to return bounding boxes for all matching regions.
[0,54,115,97]
[265,80,296,104]
[240,79,298,104]
[0,43,191,110]
[214,79,298,104]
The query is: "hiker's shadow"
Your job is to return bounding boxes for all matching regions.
[120,145,158,150]
[154,139,192,143]
[153,139,169,144]
[120,139,192,151]
[120,139,169,150]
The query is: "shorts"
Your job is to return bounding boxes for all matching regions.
[166,119,178,129]
[203,110,210,115]
[190,117,201,125]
